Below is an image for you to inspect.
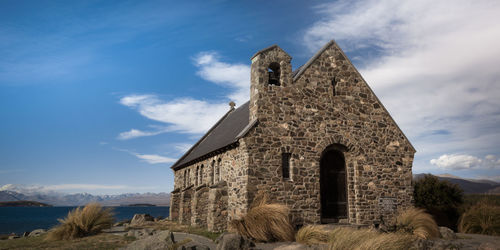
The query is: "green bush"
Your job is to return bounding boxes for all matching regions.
[414,174,464,230]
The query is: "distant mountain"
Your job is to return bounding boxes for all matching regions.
[414,173,500,194]
[0,189,170,206]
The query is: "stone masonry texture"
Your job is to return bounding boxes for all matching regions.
[169,40,415,231]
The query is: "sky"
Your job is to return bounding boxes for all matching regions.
[1,0,499,195]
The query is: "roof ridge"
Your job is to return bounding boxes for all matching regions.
[170,106,237,169]
[250,44,278,60]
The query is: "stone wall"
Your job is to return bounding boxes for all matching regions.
[207,182,228,232]
[169,192,181,221]
[245,42,415,226]
[192,186,209,227]
[171,143,249,230]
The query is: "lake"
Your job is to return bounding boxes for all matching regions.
[0,206,170,235]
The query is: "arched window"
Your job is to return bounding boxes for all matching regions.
[187,169,191,186]
[211,160,215,185]
[267,62,281,86]
[200,165,204,184]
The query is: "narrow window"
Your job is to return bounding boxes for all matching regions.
[332,77,337,96]
[200,165,204,184]
[282,153,291,180]
[195,166,199,186]
[187,169,191,186]
[211,160,215,185]
[183,170,186,188]
[268,62,281,86]
[217,158,222,182]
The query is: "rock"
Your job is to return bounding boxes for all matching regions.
[216,233,255,250]
[127,228,156,239]
[478,242,496,250]
[8,234,19,240]
[130,214,154,226]
[28,229,46,237]
[22,232,29,237]
[181,241,210,250]
[438,227,456,239]
[124,230,173,250]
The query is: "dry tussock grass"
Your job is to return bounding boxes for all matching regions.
[459,201,500,236]
[295,225,330,245]
[46,203,114,240]
[229,193,294,242]
[328,227,415,250]
[394,207,439,239]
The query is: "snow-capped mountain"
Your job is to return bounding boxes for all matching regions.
[0,184,170,206]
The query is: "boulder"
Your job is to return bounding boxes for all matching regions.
[124,230,173,250]
[130,214,154,226]
[181,241,210,250]
[438,227,456,239]
[479,242,496,250]
[28,229,46,237]
[22,232,29,237]
[216,233,255,250]
[127,228,156,239]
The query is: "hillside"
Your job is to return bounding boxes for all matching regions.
[0,200,52,207]
[414,173,500,194]
[0,190,170,206]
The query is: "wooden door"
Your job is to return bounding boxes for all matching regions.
[320,149,347,222]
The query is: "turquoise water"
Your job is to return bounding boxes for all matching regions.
[0,206,170,234]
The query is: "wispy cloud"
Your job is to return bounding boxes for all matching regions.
[0,183,158,195]
[114,148,176,164]
[303,0,500,174]
[117,128,169,140]
[119,51,250,137]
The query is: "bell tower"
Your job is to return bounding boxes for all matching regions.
[249,45,292,121]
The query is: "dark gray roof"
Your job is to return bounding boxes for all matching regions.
[171,101,252,170]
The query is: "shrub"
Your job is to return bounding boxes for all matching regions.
[328,227,415,250]
[46,203,114,240]
[414,174,464,230]
[458,201,500,236]
[295,225,330,245]
[394,207,439,239]
[229,193,294,242]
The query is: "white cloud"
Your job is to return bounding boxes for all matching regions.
[114,148,176,164]
[430,154,500,170]
[119,51,250,136]
[303,1,500,172]
[134,153,177,164]
[117,128,168,140]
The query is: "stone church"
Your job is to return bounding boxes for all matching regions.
[169,40,415,232]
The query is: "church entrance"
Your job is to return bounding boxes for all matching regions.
[320,145,347,223]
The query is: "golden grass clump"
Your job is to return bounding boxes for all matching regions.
[328,227,415,250]
[295,225,330,245]
[458,201,500,236]
[46,202,114,240]
[394,207,439,239]
[229,193,295,242]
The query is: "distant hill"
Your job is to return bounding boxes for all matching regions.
[0,189,170,206]
[0,200,52,207]
[414,173,500,194]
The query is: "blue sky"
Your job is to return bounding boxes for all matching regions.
[1,0,499,194]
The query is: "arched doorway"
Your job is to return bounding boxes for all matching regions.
[320,145,348,223]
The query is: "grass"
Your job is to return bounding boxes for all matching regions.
[46,203,115,240]
[394,207,440,239]
[295,225,330,245]
[458,200,500,236]
[229,193,295,242]
[0,233,134,250]
[328,227,415,250]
